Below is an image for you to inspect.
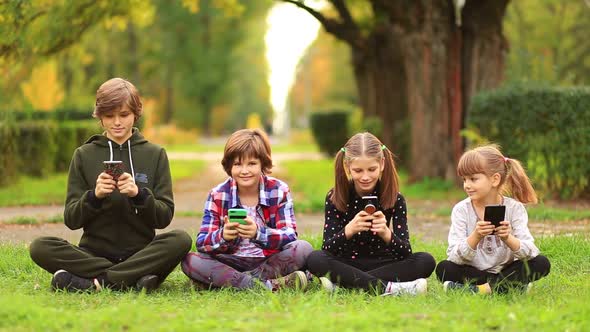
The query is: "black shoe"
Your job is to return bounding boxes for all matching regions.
[136,275,159,292]
[51,269,100,292]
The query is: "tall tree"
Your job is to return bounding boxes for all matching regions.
[281,0,510,181]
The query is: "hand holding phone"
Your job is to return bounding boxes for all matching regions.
[103,160,124,181]
[484,205,506,228]
[228,208,248,225]
[362,196,378,215]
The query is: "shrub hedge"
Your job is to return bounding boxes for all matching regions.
[468,85,590,199]
[0,120,100,185]
[310,111,349,157]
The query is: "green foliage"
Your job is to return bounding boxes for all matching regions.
[0,160,205,207]
[16,121,58,177]
[0,236,589,331]
[504,0,590,85]
[469,85,590,199]
[309,111,349,157]
[54,121,101,172]
[0,121,18,186]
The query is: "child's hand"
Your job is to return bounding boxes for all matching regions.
[475,220,495,238]
[344,211,373,238]
[95,172,116,199]
[117,172,139,197]
[370,211,392,242]
[237,216,258,239]
[222,216,240,241]
[495,220,511,240]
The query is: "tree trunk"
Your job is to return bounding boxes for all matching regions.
[351,30,409,164]
[353,0,508,181]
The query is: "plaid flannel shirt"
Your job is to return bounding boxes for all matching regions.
[196,175,298,256]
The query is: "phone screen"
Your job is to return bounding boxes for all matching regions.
[484,205,506,227]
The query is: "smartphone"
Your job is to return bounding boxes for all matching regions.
[228,208,248,225]
[103,160,124,181]
[362,196,378,214]
[484,205,506,227]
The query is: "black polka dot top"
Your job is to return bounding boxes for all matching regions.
[321,188,412,260]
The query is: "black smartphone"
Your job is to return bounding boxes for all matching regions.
[362,196,378,214]
[484,205,506,227]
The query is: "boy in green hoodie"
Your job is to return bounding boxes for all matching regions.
[29,78,192,292]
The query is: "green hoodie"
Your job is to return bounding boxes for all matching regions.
[64,128,174,260]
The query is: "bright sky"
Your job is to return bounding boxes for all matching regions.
[265,1,326,135]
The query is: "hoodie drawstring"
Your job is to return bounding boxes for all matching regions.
[128,140,135,184]
[108,141,114,161]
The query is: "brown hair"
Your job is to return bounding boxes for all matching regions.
[93,78,143,121]
[221,129,273,176]
[331,132,400,212]
[457,144,538,204]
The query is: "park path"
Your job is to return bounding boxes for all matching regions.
[1,150,589,244]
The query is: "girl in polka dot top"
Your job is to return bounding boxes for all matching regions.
[306,132,436,296]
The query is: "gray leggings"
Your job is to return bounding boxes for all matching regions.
[181,240,313,289]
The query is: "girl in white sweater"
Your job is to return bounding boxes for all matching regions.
[436,145,550,294]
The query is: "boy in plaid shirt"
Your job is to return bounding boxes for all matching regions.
[182,129,312,290]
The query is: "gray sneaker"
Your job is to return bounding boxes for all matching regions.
[382,278,427,296]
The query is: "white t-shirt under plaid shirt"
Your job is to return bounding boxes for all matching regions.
[233,205,265,258]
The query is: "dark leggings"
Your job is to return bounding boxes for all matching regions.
[306,250,436,292]
[435,255,551,291]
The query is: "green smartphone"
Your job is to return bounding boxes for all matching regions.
[228,208,248,225]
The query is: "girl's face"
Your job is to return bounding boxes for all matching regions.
[462,172,501,203]
[231,156,262,191]
[101,105,135,145]
[347,156,384,196]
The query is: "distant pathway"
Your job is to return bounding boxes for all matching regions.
[1,150,588,244]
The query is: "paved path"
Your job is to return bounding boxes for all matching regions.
[1,151,589,244]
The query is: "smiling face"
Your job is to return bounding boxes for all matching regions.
[100,105,135,145]
[462,172,501,204]
[347,155,384,196]
[231,155,262,191]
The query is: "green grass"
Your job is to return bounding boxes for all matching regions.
[0,160,205,207]
[277,160,465,213]
[0,235,588,331]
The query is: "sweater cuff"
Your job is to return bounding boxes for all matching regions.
[130,188,149,206]
[87,190,103,209]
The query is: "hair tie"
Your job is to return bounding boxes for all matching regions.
[341,147,346,153]
[504,157,510,163]
[381,145,387,151]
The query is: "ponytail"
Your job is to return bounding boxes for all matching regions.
[505,158,538,204]
[378,148,399,209]
[331,149,351,212]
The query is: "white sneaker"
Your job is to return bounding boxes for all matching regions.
[319,277,336,293]
[382,278,427,296]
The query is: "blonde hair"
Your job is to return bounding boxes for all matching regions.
[221,129,273,176]
[331,132,400,212]
[457,144,538,204]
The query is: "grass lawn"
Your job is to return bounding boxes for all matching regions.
[277,160,590,222]
[0,235,588,331]
[0,160,206,207]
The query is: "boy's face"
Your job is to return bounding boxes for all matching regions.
[101,105,135,144]
[231,156,262,191]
